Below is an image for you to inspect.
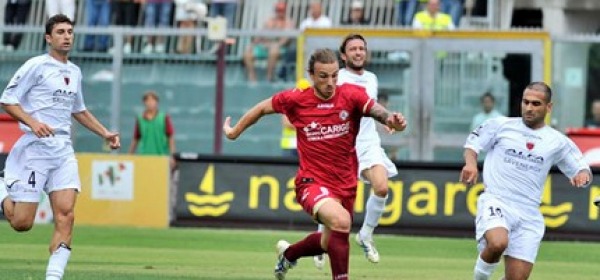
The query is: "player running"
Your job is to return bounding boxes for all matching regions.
[223,48,407,280]
[313,33,398,268]
[460,82,592,280]
[0,14,120,280]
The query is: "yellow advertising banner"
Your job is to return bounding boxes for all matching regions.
[76,153,170,228]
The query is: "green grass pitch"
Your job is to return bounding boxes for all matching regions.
[0,222,599,279]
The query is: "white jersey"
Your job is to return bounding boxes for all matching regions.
[337,68,380,146]
[0,54,86,135]
[465,117,591,207]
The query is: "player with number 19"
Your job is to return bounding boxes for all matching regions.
[460,82,592,280]
[0,14,120,280]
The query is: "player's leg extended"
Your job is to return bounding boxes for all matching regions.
[317,199,352,280]
[2,199,38,232]
[356,164,388,263]
[503,256,533,280]
[475,228,508,280]
[46,189,76,280]
[1,172,42,232]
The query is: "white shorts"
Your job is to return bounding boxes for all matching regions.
[475,192,545,263]
[356,143,398,182]
[3,134,80,203]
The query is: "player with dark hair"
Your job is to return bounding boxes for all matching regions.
[223,48,407,280]
[461,81,591,280]
[314,33,399,268]
[0,14,120,279]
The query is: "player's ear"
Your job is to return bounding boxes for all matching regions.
[44,34,51,44]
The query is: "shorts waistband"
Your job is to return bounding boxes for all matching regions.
[25,130,70,137]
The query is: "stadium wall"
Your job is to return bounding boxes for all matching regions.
[173,154,600,241]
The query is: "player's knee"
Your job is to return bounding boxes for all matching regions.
[11,219,34,232]
[486,238,508,254]
[55,209,75,225]
[372,182,389,197]
[327,214,352,232]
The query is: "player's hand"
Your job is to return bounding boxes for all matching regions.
[104,132,121,150]
[223,116,238,140]
[385,112,407,132]
[30,120,54,138]
[460,164,478,186]
[570,170,591,188]
[384,125,396,134]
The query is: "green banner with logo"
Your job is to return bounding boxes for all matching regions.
[174,156,600,239]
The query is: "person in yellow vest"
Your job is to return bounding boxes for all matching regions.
[412,0,455,30]
[280,79,310,157]
[281,116,297,157]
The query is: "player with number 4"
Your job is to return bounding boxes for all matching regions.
[460,82,592,280]
[0,15,120,280]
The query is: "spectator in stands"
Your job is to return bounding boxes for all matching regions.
[129,91,177,171]
[341,0,370,26]
[45,0,75,20]
[441,0,464,27]
[174,0,207,54]
[111,0,141,54]
[412,0,455,30]
[279,1,332,82]
[299,1,332,30]
[470,92,503,131]
[209,0,238,28]
[2,0,32,52]
[83,0,111,52]
[142,0,173,54]
[243,1,294,82]
[585,99,600,128]
[395,0,419,26]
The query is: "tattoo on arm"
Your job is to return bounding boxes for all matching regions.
[369,103,390,125]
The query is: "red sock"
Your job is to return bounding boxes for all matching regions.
[284,232,324,262]
[327,230,350,280]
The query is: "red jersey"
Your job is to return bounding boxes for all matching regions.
[272,84,375,192]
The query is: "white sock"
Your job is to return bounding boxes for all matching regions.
[474,254,498,280]
[359,193,387,240]
[46,243,71,280]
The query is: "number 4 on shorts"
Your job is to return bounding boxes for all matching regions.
[28,171,36,188]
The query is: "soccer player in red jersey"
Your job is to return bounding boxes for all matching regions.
[223,48,407,280]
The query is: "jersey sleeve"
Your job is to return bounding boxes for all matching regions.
[0,60,39,105]
[165,114,174,137]
[71,68,86,113]
[464,117,506,154]
[352,86,375,116]
[271,89,296,115]
[555,137,593,184]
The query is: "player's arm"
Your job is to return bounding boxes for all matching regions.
[223,98,275,140]
[1,103,54,138]
[72,110,120,149]
[128,118,140,154]
[368,102,407,132]
[460,148,479,185]
[556,139,593,188]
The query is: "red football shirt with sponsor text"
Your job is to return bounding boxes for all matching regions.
[272,84,375,192]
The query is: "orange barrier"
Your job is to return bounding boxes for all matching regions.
[566,128,600,167]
